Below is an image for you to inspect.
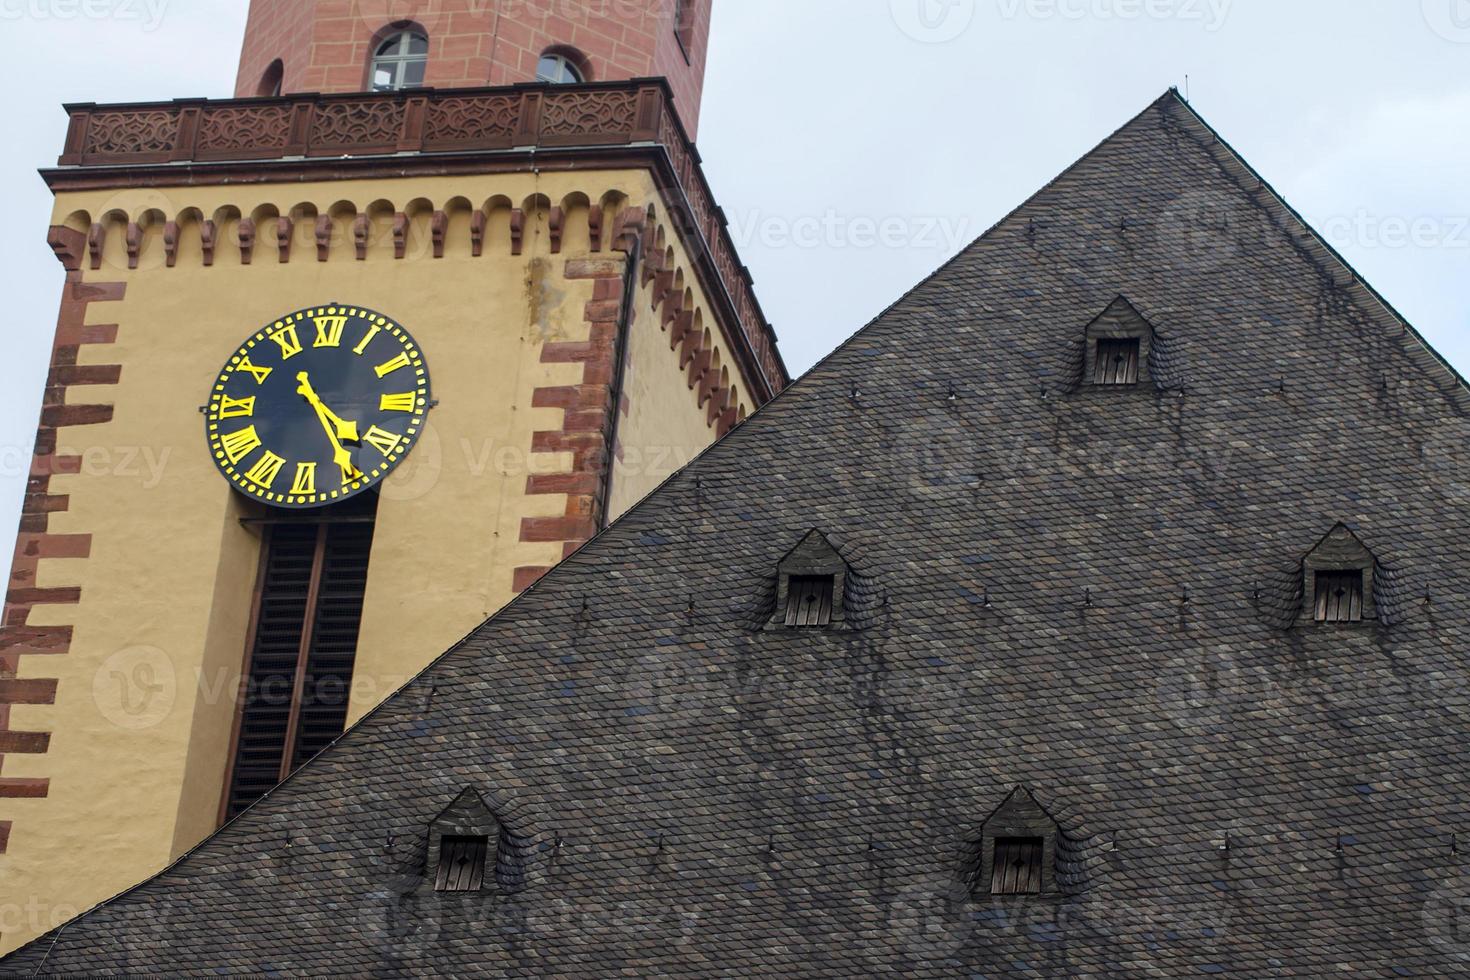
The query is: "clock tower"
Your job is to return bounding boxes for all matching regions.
[1,0,785,953]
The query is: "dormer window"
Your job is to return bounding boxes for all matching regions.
[769,530,848,630]
[426,788,502,895]
[972,787,1059,899]
[1302,525,1377,625]
[435,836,488,892]
[1083,296,1154,388]
[990,837,1044,895]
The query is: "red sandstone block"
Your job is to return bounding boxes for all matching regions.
[0,678,58,705]
[40,404,113,428]
[520,515,596,543]
[0,778,49,799]
[565,258,626,279]
[6,587,81,607]
[0,625,72,653]
[21,494,68,517]
[49,365,121,387]
[15,534,91,561]
[0,731,49,754]
[526,472,602,497]
[512,566,551,593]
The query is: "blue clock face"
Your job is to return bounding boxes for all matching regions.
[204,305,431,509]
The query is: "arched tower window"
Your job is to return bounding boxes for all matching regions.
[536,49,586,84]
[370,29,428,92]
[257,59,284,97]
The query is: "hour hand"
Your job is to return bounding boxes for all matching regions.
[296,372,360,442]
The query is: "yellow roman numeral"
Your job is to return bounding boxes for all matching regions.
[290,462,317,496]
[338,459,364,484]
[353,323,382,355]
[217,395,256,419]
[379,392,418,413]
[219,426,262,465]
[269,325,303,360]
[243,451,287,488]
[313,316,348,348]
[362,425,404,457]
[237,356,272,385]
[374,352,412,378]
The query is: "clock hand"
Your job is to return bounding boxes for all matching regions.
[295,373,361,443]
[296,374,364,482]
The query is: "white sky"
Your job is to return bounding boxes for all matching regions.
[1,0,1467,576]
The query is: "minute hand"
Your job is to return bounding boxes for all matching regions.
[295,373,360,443]
[296,373,364,481]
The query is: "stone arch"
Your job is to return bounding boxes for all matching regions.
[441,196,474,258]
[134,208,168,270]
[558,191,593,254]
[173,207,206,267]
[404,197,435,261]
[363,199,397,260]
[211,205,244,266]
[482,195,516,255]
[250,203,283,264]
[324,200,357,263]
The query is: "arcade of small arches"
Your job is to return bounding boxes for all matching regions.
[54,190,751,430]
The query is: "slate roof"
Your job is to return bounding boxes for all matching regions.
[9,89,1470,977]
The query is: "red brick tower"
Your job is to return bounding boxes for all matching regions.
[235,0,713,135]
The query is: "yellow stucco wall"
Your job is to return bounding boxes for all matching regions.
[0,168,759,954]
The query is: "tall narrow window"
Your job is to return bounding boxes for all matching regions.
[258,59,284,97]
[222,499,376,821]
[674,0,696,59]
[370,30,428,92]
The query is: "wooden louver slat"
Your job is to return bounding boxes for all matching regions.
[990,837,1044,895]
[224,507,377,822]
[785,576,835,627]
[1315,570,1364,623]
[436,836,488,892]
[1094,338,1140,385]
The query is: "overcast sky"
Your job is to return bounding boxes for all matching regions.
[2,0,1467,573]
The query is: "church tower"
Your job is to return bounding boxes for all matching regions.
[1,0,784,953]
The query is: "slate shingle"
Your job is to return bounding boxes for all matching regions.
[7,89,1470,977]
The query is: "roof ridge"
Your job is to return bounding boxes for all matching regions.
[1161,92,1470,413]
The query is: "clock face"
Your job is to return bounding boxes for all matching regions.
[204,305,431,509]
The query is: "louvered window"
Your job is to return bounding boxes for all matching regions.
[990,837,1044,895]
[223,508,375,821]
[1093,338,1140,385]
[784,575,834,627]
[1314,570,1364,623]
[435,835,489,892]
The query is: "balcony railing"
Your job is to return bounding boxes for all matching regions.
[50,80,787,396]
